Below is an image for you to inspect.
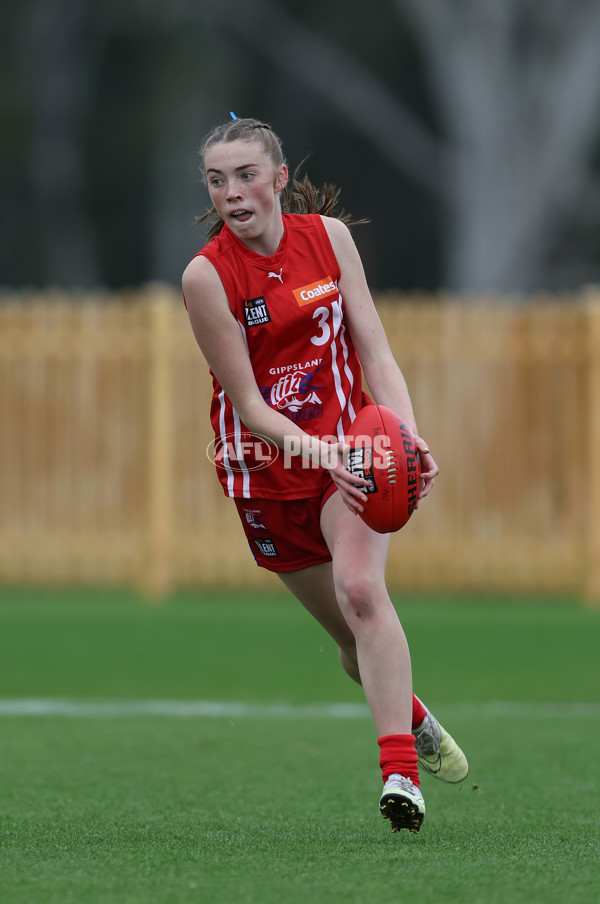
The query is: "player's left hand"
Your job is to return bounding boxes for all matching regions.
[414,436,439,501]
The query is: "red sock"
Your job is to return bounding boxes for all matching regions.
[412,694,428,729]
[378,734,419,787]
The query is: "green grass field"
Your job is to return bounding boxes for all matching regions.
[1,588,599,904]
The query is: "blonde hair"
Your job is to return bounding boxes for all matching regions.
[195,117,367,240]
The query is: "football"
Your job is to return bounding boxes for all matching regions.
[346,404,421,533]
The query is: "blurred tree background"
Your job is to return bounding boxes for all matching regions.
[3,0,600,295]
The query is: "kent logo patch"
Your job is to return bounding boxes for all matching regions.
[244,296,271,327]
[253,538,279,557]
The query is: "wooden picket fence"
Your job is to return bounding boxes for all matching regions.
[1,284,599,602]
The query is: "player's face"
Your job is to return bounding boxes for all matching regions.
[204,139,288,254]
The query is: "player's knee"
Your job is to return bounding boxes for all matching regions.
[335,570,385,621]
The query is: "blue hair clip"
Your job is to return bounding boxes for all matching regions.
[229,112,238,120]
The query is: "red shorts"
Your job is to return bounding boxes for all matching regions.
[234,475,338,572]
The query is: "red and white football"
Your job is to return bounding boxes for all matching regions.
[346,405,421,534]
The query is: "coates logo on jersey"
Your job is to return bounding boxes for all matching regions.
[206,432,279,471]
[293,277,338,307]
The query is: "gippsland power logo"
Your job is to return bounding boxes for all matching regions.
[206,432,280,472]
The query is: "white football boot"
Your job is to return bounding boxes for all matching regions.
[379,774,426,834]
[414,707,469,783]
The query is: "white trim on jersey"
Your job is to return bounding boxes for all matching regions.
[217,391,252,498]
[217,390,235,497]
[338,303,356,429]
[329,297,350,440]
[232,405,251,498]
[235,319,252,498]
[214,321,253,499]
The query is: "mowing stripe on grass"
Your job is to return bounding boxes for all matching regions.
[0,699,599,718]
[0,699,370,718]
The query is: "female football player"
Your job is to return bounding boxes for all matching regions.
[182,116,468,833]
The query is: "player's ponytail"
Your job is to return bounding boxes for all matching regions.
[282,163,368,228]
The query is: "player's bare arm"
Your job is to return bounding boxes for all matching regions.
[322,216,439,499]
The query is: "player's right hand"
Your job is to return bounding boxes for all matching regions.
[321,442,370,515]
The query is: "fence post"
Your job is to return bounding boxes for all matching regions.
[585,289,600,604]
[142,285,174,600]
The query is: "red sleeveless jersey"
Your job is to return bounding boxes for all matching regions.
[195,213,371,499]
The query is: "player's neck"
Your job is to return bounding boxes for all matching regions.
[241,214,285,258]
